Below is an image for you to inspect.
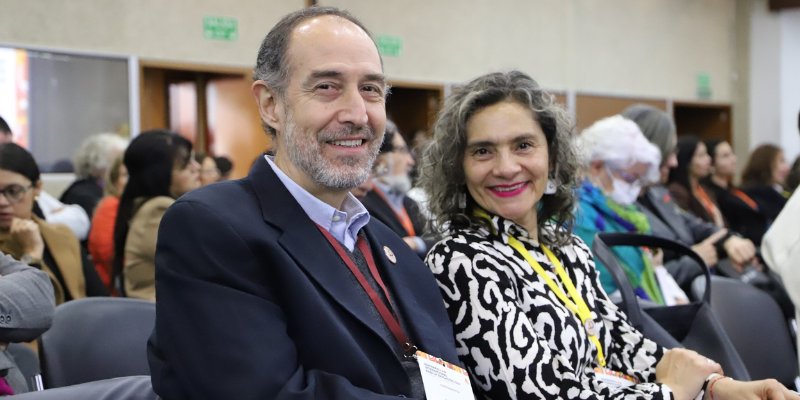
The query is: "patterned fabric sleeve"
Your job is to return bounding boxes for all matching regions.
[427,233,675,400]
[572,236,668,382]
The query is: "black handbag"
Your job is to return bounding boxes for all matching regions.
[592,232,751,381]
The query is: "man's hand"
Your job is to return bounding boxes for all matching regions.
[722,236,756,265]
[692,229,728,267]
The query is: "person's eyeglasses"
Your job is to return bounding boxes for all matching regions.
[617,172,643,184]
[0,184,34,204]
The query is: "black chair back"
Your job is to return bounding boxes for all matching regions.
[593,232,750,381]
[692,275,799,387]
[38,298,155,389]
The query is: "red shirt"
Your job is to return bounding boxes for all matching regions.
[88,196,120,293]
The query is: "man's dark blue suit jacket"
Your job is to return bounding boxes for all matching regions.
[147,155,460,399]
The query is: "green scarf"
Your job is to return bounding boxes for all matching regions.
[606,200,665,305]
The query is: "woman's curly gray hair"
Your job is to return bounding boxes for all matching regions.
[417,70,579,246]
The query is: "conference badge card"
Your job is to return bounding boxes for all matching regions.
[416,351,475,400]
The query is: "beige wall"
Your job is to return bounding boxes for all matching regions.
[0,0,303,67]
[1,0,736,102]
[324,0,736,102]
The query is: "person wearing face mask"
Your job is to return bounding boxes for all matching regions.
[622,105,756,294]
[701,139,768,246]
[361,121,435,257]
[575,115,676,304]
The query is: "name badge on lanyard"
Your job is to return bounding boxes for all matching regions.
[591,367,639,389]
[416,351,475,400]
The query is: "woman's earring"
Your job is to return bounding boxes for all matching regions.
[34,195,40,201]
[544,179,558,195]
[458,192,467,210]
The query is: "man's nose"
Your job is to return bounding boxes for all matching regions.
[337,87,369,127]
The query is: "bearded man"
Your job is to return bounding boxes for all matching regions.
[147,7,460,400]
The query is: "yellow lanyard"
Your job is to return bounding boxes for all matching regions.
[475,210,606,366]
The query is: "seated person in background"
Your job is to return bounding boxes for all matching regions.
[622,105,756,291]
[35,190,91,242]
[419,70,796,400]
[87,154,127,293]
[214,156,233,181]
[195,153,221,186]
[702,139,768,246]
[741,144,792,223]
[667,136,725,228]
[112,130,199,301]
[575,115,676,304]
[0,253,55,395]
[0,143,108,305]
[0,115,90,240]
[361,121,435,257]
[60,133,128,219]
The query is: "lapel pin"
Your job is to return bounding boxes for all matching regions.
[383,246,397,264]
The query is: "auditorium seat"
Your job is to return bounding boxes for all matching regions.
[38,298,155,389]
[6,343,41,392]
[692,275,799,388]
[12,376,157,399]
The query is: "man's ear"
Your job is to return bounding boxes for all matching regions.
[252,80,283,134]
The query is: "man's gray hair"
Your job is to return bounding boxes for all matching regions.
[73,133,129,180]
[253,6,381,138]
[417,70,579,247]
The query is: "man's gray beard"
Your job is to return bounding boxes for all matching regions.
[381,173,412,194]
[284,113,379,190]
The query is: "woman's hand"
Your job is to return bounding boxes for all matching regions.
[723,236,756,265]
[708,378,800,400]
[656,348,723,400]
[10,217,44,260]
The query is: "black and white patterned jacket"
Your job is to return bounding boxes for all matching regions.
[425,214,673,400]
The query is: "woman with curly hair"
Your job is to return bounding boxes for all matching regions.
[418,71,797,400]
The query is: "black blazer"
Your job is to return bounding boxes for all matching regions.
[361,190,437,257]
[147,156,460,400]
[744,185,789,224]
[703,180,768,246]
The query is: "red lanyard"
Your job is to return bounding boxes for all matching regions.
[314,224,416,356]
[372,186,417,237]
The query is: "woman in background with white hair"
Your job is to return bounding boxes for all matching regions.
[60,133,129,218]
[575,115,680,305]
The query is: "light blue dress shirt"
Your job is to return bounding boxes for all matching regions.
[265,155,370,252]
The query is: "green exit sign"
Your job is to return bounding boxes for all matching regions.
[204,16,238,41]
[376,34,403,57]
[697,72,712,99]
